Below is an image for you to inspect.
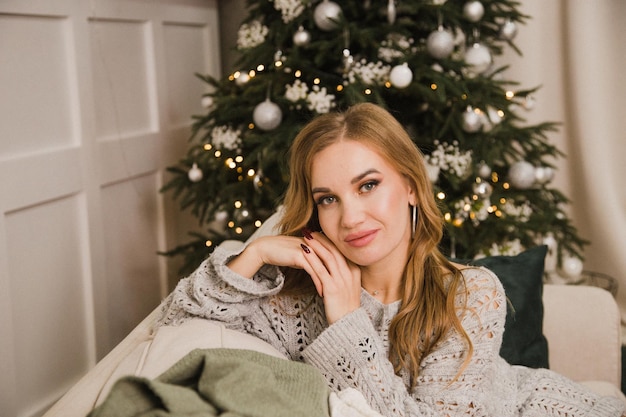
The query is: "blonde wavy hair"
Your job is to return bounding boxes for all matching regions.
[277,102,472,387]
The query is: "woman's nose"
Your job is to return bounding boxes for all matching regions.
[340,197,365,228]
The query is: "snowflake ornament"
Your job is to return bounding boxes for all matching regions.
[285,80,335,114]
[424,141,473,179]
[483,239,524,257]
[501,200,533,222]
[237,20,269,49]
[210,125,242,150]
[306,85,336,114]
[346,60,391,85]
[271,0,305,23]
[285,79,309,103]
[378,34,415,63]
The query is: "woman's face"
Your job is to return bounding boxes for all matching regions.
[310,139,415,269]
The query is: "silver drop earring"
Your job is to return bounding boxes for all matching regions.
[411,204,417,238]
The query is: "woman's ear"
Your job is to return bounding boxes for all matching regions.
[408,185,417,206]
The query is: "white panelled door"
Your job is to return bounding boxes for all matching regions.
[0,1,220,416]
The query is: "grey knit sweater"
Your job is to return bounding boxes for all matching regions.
[157,246,624,417]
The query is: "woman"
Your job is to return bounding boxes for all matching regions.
[158,103,624,416]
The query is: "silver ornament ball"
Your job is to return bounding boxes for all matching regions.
[426,28,455,59]
[293,26,311,46]
[464,43,492,75]
[214,210,229,226]
[500,20,518,40]
[508,161,536,189]
[560,256,583,280]
[201,96,214,109]
[253,99,282,131]
[235,71,250,86]
[187,163,203,183]
[478,162,492,178]
[463,1,485,22]
[389,63,413,88]
[462,107,483,132]
[314,1,342,31]
[534,166,555,184]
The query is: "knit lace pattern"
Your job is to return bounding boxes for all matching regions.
[156,246,624,417]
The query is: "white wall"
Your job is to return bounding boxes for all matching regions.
[0,1,220,416]
[499,1,626,318]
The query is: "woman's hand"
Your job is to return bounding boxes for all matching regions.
[226,235,313,279]
[226,232,362,324]
[301,231,362,324]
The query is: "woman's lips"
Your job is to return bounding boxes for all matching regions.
[344,229,378,247]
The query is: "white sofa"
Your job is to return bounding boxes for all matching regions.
[43,215,625,415]
[43,282,624,417]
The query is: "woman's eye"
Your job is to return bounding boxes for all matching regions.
[360,180,379,193]
[316,195,336,206]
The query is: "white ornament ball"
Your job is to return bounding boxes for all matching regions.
[235,71,250,86]
[431,63,444,72]
[314,1,342,31]
[560,256,584,280]
[500,20,518,40]
[187,163,203,182]
[463,1,485,22]
[201,96,214,109]
[464,43,492,75]
[293,26,311,46]
[253,99,282,131]
[214,210,229,223]
[508,161,536,189]
[462,107,483,132]
[478,162,492,178]
[534,166,555,184]
[389,63,413,88]
[426,28,455,59]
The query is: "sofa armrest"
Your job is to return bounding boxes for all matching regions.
[542,284,621,386]
[43,307,161,417]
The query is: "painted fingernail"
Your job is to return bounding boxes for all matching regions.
[300,243,311,254]
[302,228,313,240]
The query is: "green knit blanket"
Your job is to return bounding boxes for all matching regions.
[88,348,330,417]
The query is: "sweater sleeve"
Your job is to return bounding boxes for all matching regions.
[301,267,509,417]
[156,245,285,330]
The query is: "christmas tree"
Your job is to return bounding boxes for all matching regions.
[162,0,587,276]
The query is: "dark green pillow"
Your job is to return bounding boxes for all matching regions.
[455,245,549,369]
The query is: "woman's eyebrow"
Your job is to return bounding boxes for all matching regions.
[312,168,381,194]
[311,186,330,195]
[351,168,381,184]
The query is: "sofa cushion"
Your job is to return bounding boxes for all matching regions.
[456,245,549,369]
